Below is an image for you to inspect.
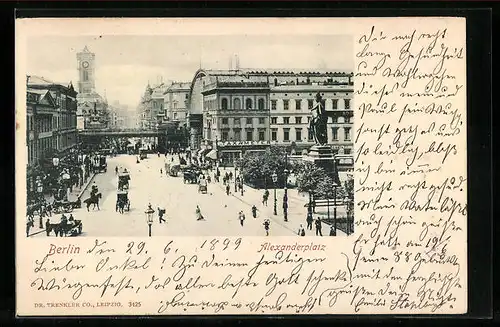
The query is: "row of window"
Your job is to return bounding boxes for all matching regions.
[220,98,266,110]
[271,98,351,110]
[270,115,352,125]
[217,116,351,126]
[270,127,352,142]
[220,117,266,125]
[27,114,77,133]
[221,130,266,142]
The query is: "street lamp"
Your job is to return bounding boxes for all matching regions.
[331,182,338,236]
[283,153,289,222]
[272,171,278,215]
[36,179,44,228]
[145,204,155,237]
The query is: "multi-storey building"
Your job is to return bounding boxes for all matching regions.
[75,46,109,129]
[26,75,78,194]
[187,69,353,165]
[268,71,354,155]
[137,82,168,130]
[27,75,78,156]
[164,82,190,123]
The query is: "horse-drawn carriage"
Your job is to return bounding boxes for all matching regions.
[183,169,198,184]
[165,162,181,177]
[118,172,131,190]
[94,155,107,173]
[47,218,83,237]
[52,200,75,214]
[116,190,130,213]
[198,178,208,194]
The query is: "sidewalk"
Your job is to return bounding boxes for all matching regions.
[28,173,97,237]
[210,174,347,237]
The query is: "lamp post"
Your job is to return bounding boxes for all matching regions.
[145,204,154,237]
[283,152,289,222]
[36,179,44,228]
[332,182,338,236]
[272,171,277,215]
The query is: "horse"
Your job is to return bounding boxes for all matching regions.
[83,192,102,211]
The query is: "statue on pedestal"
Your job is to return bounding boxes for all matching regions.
[309,92,328,145]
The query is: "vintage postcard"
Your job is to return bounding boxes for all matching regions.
[16,17,467,315]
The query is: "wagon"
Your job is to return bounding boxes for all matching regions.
[118,172,130,190]
[198,179,208,194]
[116,190,130,212]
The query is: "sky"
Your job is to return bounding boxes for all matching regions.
[26,34,353,108]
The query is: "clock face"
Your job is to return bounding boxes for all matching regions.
[82,61,89,68]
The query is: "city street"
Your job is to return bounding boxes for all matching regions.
[34,154,341,237]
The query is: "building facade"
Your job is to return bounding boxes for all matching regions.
[268,71,354,155]
[75,46,109,130]
[136,82,168,130]
[187,69,354,165]
[26,75,78,196]
[164,82,190,123]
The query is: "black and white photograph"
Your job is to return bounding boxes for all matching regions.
[24,34,355,238]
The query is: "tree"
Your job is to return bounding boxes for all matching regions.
[240,146,289,188]
[296,161,328,208]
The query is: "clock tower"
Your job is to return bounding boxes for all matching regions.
[77,45,96,94]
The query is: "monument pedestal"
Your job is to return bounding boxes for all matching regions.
[304,145,340,183]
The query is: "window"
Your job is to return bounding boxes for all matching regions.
[331,116,338,123]
[344,127,351,140]
[308,99,314,109]
[271,129,277,141]
[332,127,339,141]
[345,99,351,109]
[332,99,338,109]
[234,98,241,110]
[259,117,265,124]
[222,131,228,141]
[234,118,240,125]
[246,98,253,109]
[259,130,265,141]
[246,118,253,125]
[246,130,253,141]
[221,98,228,110]
[295,128,302,142]
[234,130,241,141]
[295,99,301,110]
[222,118,228,124]
[345,116,351,123]
[271,100,277,110]
[283,128,290,142]
[283,100,289,110]
[344,148,351,154]
[258,98,265,110]
[271,117,277,124]
[295,117,302,124]
[283,117,290,124]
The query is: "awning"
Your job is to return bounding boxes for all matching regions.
[198,148,210,157]
[206,150,217,160]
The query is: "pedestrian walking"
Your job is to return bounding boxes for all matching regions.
[298,224,306,236]
[263,189,269,206]
[158,207,166,223]
[26,216,34,237]
[263,219,270,236]
[45,218,51,236]
[196,205,204,221]
[315,217,323,236]
[251,205,257,218]
[160,168,163,175]
[238,211,246,226]
[115,166,118,175]
[226,184,230,196]
[306,212,313,230]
